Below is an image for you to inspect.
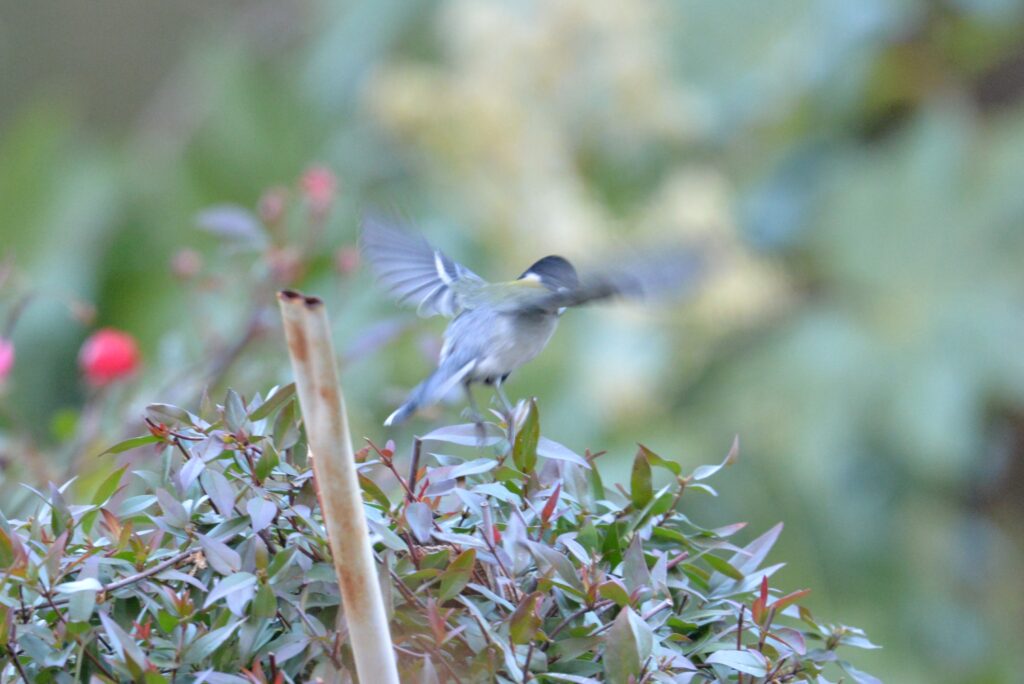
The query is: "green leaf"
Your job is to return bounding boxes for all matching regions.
[729,523,783,576]
[603,607,652,684]
[68,583,98,623]
[597,581,631,608]
[255,443,280,481]
[154,488,189,528]
[421,423,504,446]
[541,675,601,684]
[118,494,158,517]
[248,383,296,421]
[528,542,585,594]
[91,466,129,505]
[839,629,883,650]
[182,621,243,665]
[146,403,191,424]
[273,398,301,450]
[200,468,236,516]
[513,399,540,473]
[704,554,745,580]
[622,535,652,594]
[49,483,73,536]
[537,437,589,468]
[55,578,103,594]
[198,533,241,575]
[405,502,433,543]
[637,444,681,475]
[839,660,883,683]
[601,520,625,568]
[204,572,256,609]
[83,466,125,539]
[705,649,768,676]
[691,435,739,481]
[246,497,276,533]
[251,582,277,619]
[97,435,160,457]
[224,389,247,432]
[630,448,653,509]
[438,549,476,603]
[577,521,600,552]
[509,592,543,645]
[359,473,392,511]
[100,611,148,668]
[588,465,605,501]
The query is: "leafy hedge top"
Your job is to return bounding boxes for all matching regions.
[0,387,879,683]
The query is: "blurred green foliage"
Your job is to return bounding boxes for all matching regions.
[2,1,1024,681]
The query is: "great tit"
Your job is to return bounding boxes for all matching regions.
[361,215,706,426]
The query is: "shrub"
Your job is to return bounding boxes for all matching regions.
[0,387,879,682]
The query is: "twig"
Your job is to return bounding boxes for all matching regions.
[48,548,196,608]
[546,599,614,644]
[736,605,746,684]
[6,642,30,683]
[522,641,535,682]
[368,439,415,502]
[407,438,423,501]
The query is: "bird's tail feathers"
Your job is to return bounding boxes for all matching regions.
[384,403,415,427]
[383,358,477,426]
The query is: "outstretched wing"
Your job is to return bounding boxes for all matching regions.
[496,245,710,314]
[361,214,487,318]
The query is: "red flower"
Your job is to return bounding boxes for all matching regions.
[300,165,337,215]
[0,337,14,383]
[79,328,141,386]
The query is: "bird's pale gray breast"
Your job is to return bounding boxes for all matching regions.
[441,309,559,381]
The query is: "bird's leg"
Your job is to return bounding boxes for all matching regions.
[462,381,487,444]
[494,376,514,420]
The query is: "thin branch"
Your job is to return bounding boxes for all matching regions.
[407,438,423,502]
[6,642,30,683]
[47,548,196,609]
[546,599,615,644]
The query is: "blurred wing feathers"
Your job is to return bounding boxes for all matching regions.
[361,214,486,317]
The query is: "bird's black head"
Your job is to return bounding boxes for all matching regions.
[519,255,579,291]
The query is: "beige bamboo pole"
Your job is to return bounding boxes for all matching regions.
[277,290,399,683]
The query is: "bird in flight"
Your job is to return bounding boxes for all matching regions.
[361,215,707,426]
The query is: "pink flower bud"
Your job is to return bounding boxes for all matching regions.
[258,186,289,226]
[0,338,14,383]
[170,249,203,280]
[300,165,337,216]
[78,328,141,386]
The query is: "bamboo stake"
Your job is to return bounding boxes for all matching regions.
[277,290,399,683]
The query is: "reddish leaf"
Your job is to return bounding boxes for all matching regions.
[541,483,561,525]
[770,588,811,614]
[752,575,768,624]
[509,592,543,644]
[426,598,448,645]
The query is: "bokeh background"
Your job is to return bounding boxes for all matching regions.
[3,1,1024,681]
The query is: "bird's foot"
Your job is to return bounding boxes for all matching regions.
[460,408,488,445]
